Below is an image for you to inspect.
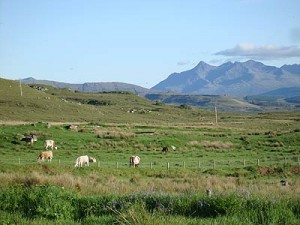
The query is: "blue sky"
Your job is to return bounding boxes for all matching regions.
[1,0,300,88]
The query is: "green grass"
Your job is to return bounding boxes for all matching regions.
[0,77,300,224]
[0,185,299,224]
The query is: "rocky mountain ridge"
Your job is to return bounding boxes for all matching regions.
[151,60,300,97]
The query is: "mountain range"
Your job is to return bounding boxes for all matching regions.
[19,60,300,98]
[16,60,300,112]
[151,60,300,97]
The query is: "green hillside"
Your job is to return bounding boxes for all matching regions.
[0,78,215,124]
[145,93,262,112]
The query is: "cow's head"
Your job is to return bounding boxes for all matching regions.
[89,157,96,163]
[37,155,43,162]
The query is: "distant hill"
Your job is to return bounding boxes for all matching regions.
[0,77,215,123]
[145,93,261,112]
[258,87,300,98]
[20,77,150,95]
[244,87,300,109]
[151,60,300,97]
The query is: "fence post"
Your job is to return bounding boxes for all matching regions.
[116,162,119,169]
[167,162,170,170]
[150,162,153,169]
[257,159,260,166]
[243,159,246,168]
[198,161,201,169]
[284,157,287,166]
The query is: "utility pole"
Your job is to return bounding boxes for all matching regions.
[214,104,218,125]
[19,79,23,97]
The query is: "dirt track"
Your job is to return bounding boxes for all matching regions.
[0,121,87,126]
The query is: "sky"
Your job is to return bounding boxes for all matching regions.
[0,0,300,88]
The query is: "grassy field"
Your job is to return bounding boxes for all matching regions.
[0,78,300,224]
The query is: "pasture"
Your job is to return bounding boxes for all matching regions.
[0,112,299,224]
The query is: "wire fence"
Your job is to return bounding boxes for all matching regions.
[0,156,299,170]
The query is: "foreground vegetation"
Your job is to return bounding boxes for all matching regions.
[1,185,299,224]
[0,78,299,224]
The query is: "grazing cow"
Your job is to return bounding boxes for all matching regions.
[74,155,96,167]
[280,180,288,186]
[21,134,37,145]
[129,155,140,167]
[37,150,53,162]
[44,140,57,150]
[162,147,168,153]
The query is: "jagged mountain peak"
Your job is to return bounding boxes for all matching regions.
[192,61,215,73]
[243,60,265,67]
[151,60,300,97]
[281,64,300,74]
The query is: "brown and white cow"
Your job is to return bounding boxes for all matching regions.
[129,155,140,167]
[74,155,96,167]
[37,150,53,162]
[44,140,57,150]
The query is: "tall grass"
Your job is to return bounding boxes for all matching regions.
[0,185,299,224]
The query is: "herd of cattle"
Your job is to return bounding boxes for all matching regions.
[21,134,176,168]
[22,135,144,167]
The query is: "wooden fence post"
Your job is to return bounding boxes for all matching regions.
[257,159,260,166]
[243,159,246,168]
[116,162,119,169]
[167,162,170,170]
[150,162,153,169]
[198,161,201,169]
[284,157,287,166]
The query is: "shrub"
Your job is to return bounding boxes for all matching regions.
[95,130,134,139]
[0,185,76,220]
[188,141,234,149]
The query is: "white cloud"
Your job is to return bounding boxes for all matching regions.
[215,44,300,60]
[177,60,190,66]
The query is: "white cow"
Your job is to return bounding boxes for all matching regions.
[74,155,96,167]
[44,140,57,150]
[37,150,53,162]
[129,155,140,167]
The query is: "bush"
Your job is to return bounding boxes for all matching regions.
[0,185,76,220]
